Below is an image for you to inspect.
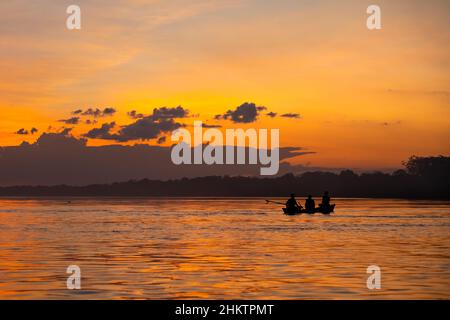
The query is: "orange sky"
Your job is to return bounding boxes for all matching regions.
[0,0,449,170]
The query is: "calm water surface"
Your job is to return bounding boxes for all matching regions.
[0,198,449,299]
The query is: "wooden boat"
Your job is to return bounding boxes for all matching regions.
[282,204,335,215]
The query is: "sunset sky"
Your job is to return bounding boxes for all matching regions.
[0,0,449,171]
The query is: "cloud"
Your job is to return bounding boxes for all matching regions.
[216,102,265,123]
[128,110,144,119]
[115,106,190,142]
[83,106,189,142]
[117,117,183,142]
[202,123,222,128]
[345,119,403,127]
[82,108,102,117]
[33,131,87,149]
[60,127,74,136]
[85,119,98,125]
[214,109,298,120]
[152,106,189,119]
[127,106,189,121]
[281,113,301,119]
[83,122,117,140]
[157,136,166,144]
[59,117,80,125]
[0,133,312,186]
[15,128,28,135]
[102,107,116,116]
[382,120,402,126]
[72,107,117,117]
[15,127,38,135]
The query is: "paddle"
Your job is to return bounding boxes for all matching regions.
[265,199,285,205]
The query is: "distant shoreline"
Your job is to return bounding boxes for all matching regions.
[0,170,448,199]
[2,156,448,199]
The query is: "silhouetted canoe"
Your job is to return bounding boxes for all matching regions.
[282,204,335,215]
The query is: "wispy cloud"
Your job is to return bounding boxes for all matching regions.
[72,107,117,117]
[280,113,301,119]
[59,117,80,125]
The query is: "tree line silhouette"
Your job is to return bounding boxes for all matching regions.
[0,156,448,198]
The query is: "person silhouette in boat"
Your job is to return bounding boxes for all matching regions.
[304,195,316,213]
[319,191,331,210]
[286,193,301,212]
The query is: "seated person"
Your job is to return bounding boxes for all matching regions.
[286,193,301,211]
[320,191,331,209]
[305,195,315,212]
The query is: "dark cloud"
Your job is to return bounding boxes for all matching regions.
[127,110,144,119]
[214,104,283,120]
[82,108,102,117]
[15,127,38,135]
[39,131,86,147]
[157,136,166,144]
[202,123,222,128]
[20,141,31,147]
[0,133,312,186]
[60,127,73,136]
[83,117,184,142]
[73,107,117,117]
[102,107,116,116]
[117,117,183,142]
[83,122,117,140]
[382,120,402,126]
[59,117,80,125]
[85,119,98,125]
[82,106,189,142]
[281,113,301,119]
[15,128,28,135]
[151,106,189,120]
[216,102,265,123]
[127,106,189,121]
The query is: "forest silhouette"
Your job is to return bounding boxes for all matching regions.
[0,156,448,198]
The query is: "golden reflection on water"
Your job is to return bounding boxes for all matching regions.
[0,198,449,299]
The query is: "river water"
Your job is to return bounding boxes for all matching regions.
[0,198,449,299]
